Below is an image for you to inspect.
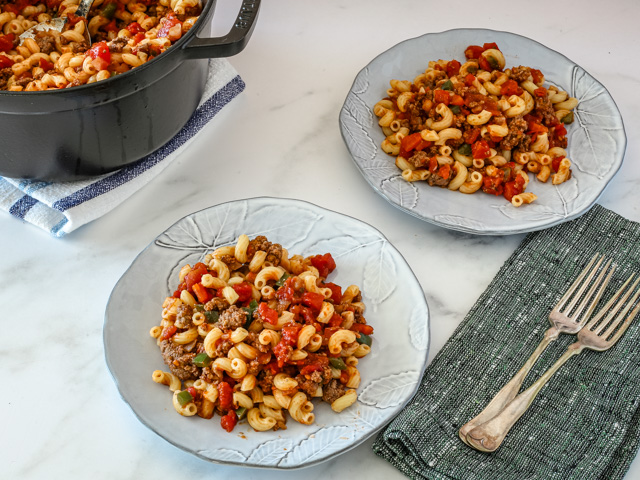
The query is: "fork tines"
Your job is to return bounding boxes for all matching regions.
[556,254,615,320]
[586,274,640,342]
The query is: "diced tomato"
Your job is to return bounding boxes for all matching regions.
[503,180,522,202]
[534,87,547,97]
[554,124,567,137]
[275,277,303,303]
[434,89,450,105]
[3,4,19,14]
[450,94,464,106]
[157,11,182,41]
[160,325,177,340]
[463,127,481,144]
[328,313,343,328]
[322,326,340,342]
[291,304,317,325]
[464,73,476,86]
[530,68,544,84]
[310,253,336,278]
[232,282,253,303]
[351,323,374,335]
[445,59,461,77]
[399,132,432,158]
[300,364,324,376]
[472,139,492,159]
[273,340,291,367]
[127,22,145,34]
[264,361,281,375]
[302,291,324,312]
[478,56,492,71]
[66,12,83,26]
[245,271,257,284]
[500,79,523,96]
[172,281,186,298]
[0,54,14,68]
[192,283,213,303]
[527,121,548,135]
[88,41,111,71]
[483,42,499,51]
[0,34,15,53]
[132,32,146,45]
[339,370,350,385]
[482,175,504,196]
[281,324,301,346]
[428,157,439,173]
[38,57,54,71]
[184,262,208,290]
[438,163,451,180]
[464,45,484,60]
[218,381,234,410]
[323,282,342,304]
[187,386,198,399]
[258,302,279,325]
[552,156,563,172]
[220,410,237,432]
[103,19,118,32]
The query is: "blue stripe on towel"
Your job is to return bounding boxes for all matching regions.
[52,75,245,213]
[9,194,38,219]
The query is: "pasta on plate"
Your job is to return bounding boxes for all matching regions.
[374,42,578,207]
[150,235,374,433]
[0,0,202,90]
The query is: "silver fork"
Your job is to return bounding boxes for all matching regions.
[459,254,614,444]
[466,274,640,452]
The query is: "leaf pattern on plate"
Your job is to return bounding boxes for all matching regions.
[351,68,369,95]
[359,371,421,408]
[278,425,355,467]
[197,448,246,463]
[106,198,430,469]
[363,240,396,309]
[343,91,373,129]
[246,438,295,466]
[341,403,389,432]
[570,66,624,179]
[362,157,401,182]
[431,214,488,231]
[409,303,430,351]
[337,30,625,234]
[380,176,418,209]
[155,201,321,252]
[340,108,377,165]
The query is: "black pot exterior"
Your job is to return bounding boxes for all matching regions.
[0,0,260,181]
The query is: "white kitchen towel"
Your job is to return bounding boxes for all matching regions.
[0,58,244,237]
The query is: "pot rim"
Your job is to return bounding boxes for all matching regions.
[0,0,216,97]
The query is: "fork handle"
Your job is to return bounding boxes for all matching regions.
[466,342,584,452]
[458,326,559,444]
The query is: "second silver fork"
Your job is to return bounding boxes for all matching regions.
[459,254,615,444]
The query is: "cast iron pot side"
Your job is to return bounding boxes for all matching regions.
[0,0,260,181]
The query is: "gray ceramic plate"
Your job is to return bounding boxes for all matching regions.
[339,28,626,235]
[104,197,430,469]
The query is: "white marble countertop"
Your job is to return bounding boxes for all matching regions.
[3,0,640,478]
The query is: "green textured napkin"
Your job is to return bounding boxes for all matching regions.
[373,204,640,480]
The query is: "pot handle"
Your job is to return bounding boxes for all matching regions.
[182,0,261,59]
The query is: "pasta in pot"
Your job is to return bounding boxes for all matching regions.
[0,0,203,91]
[375,42,578,207]
[150,235,373,433]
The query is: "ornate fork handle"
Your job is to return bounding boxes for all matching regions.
[466,342,584,452]
[458,326,560,443]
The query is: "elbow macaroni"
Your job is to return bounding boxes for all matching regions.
[374,42,577,207]
[0,0,203,91]
[151,235,373,433]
